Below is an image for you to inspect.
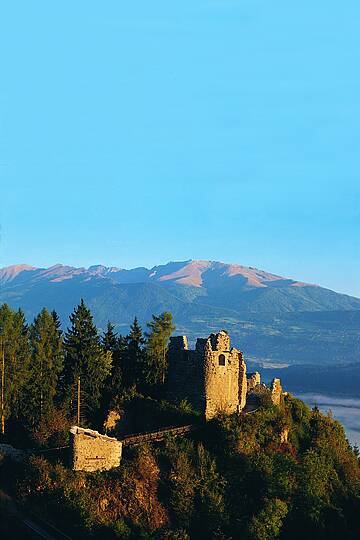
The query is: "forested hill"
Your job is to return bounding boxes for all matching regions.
[3,388,360,540]
[1,260,360,366]
[0,300,360,539]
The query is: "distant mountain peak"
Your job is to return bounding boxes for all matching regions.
[1,259,359,367]
[0,259,323,290]
[0,264,36,284]
[87,265,122,275]
[148,259,310,289]
[157,260,213,287]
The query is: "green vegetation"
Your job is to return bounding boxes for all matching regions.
[0,301,175,444]
[0,301,360,539]
[63,300,112,422]
[2,396,359,539]
[145,312,176,386]
[25,308,64,442]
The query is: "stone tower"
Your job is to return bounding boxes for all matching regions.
[167,330,247,420]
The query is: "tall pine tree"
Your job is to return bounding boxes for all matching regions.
[25,308,64,432]
[51,310,62,337]
[124,317,145,389]
[101,321,125,398]
[102,321,118,352]
[64,300,112,424]
[0,304,30,436]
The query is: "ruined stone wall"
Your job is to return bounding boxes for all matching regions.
[204,332,245,419]
[247,372,261,392]
[70,426,122,472]
[238,353,247,410]
[271,378,283,406]
[166,336,205,413]
[209,331,230,351]
[167,331,248,420]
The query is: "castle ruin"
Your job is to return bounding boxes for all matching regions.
[247,371,261,392]
[69,331,283,472]
[166,330,247,419]
[70,426,122,472]
[270,378,283,405]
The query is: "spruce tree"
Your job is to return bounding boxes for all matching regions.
[101,321,125,397]
[51,310,62,336]
[101,321,118,352]
[64,299,112,423]
[124,317,145,388]
[0,304,31,435]
[25,308,64,431]
[145,312,175,385]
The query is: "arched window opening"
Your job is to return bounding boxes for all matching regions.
[219,354,226,366]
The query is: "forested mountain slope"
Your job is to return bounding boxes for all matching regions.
[1,260,360,365]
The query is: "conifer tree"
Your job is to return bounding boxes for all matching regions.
[145,312,175,385]
[124,317,145,388]
[25,308,64,431]
[51,310,62,336]
[101,321,118,352]
[64,299,112,422]
[0,304,31,434]
[101,321,125,397]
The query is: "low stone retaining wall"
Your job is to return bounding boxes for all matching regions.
[70,426,122,472]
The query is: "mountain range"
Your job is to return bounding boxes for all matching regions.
[1,260,360,367]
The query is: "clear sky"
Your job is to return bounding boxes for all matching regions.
[1,1,359,297]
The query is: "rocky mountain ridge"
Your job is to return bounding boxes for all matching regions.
[1,259,311,288]
[1,259,360,366]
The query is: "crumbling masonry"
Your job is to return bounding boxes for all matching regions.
[70,426,122,472]
[166,331,247,419]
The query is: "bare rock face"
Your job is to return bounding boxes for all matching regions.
[271,378,283,405]
[70,426,122,472]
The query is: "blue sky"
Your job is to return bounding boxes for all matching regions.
[1,1,359,296]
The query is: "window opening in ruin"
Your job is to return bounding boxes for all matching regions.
[219,354,226,366]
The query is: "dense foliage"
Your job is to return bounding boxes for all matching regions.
[1,301,360,539]
[2,396,359,539]
[0,301,174,445]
